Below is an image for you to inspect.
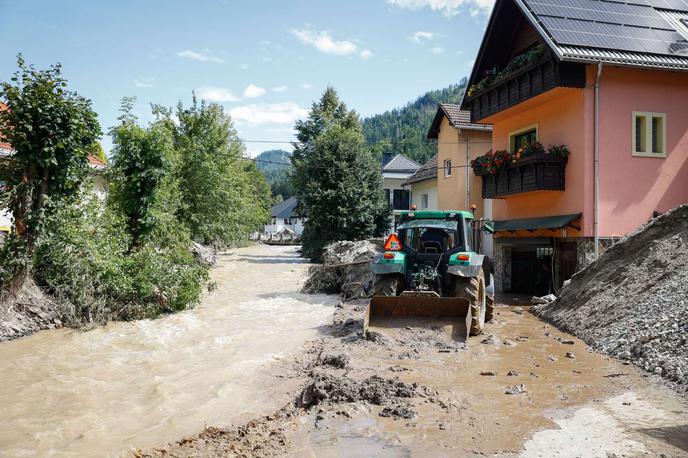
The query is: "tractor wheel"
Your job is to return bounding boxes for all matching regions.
[453,270,486,336]
[373,275,401,297]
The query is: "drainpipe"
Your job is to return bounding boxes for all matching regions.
[458,130,471,209]
[594,62,603,260]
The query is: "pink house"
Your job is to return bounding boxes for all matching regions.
[461,0,688,294]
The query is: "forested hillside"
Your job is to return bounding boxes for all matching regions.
[362,79,467,164]
[255,149,294,199]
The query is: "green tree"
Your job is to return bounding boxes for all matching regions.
[171,95,271,246]
[292,87,390,261]
[108,97,177,247]
[88,141,107,163]
[0,55,101,285]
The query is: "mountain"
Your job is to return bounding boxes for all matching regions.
[362,79,467,164]
[255,149,294,199]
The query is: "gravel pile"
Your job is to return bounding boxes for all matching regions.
[302,240,383,299]
[534,205,688,391]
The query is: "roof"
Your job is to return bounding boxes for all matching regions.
[427,104,493,139]
[514,0,688,71]
[382,154,422,174]
[403,155,438,186]
[271,196,299,219]
[494,213,582,232]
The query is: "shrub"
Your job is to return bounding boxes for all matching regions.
[33,194,207,326]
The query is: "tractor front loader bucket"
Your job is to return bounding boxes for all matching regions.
[364,292,471,339]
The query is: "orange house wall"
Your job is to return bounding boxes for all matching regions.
[598,66,688,237]
[487,86,594,237]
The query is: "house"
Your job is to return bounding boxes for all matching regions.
[403,155,438,210]
[263,196,305,239]
[382,152,422,232]
[461,0,688,294]
[427,104,493,217]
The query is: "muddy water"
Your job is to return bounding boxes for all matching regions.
[0,245,336,457]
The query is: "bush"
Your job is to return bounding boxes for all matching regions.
[33,195,207,326]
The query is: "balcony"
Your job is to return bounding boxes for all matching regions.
[463,54,586,122]
[478,154,567,199]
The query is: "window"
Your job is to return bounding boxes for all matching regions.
[444,159,452,177]
[384,189,391,206]
[284,218,289,225]
[421,193,429,209]
[392,189,410,210]
[509,124,538,152]
[633,112,666,157]
[536,247,554,259]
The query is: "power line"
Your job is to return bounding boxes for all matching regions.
[241,155,475,171]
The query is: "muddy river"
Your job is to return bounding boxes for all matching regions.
[0,245,336,457]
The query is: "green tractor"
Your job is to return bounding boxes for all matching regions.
[367,210,495,337]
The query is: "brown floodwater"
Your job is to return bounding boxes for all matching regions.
[0,245,336,457]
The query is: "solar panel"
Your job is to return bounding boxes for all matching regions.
[523,0,688,57]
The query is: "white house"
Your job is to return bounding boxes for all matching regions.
[403,155,438,211]
[381,153,421,233]
[264,196,306,238]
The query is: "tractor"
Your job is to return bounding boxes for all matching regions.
[367,209,495,337]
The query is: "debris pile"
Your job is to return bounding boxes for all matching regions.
[0,279,61,342]
[534,205,688,390]
[302,240,383,300]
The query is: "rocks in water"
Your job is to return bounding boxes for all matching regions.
[481,334,500,346]
[566,352,576,359]
[480,370,497,376]
[507,370,520,376]
[531,294,556,305]
[297,374,418,409]
[505,384,528,395]
[547,355,558,362]
[511,307,524,315]
[379,404,416,420]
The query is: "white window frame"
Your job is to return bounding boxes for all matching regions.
[444,159,452,177]
[508,123,539,152]
[421,193,429,209]
[632,112,667,158]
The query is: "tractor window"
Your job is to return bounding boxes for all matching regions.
[402,227,458,254]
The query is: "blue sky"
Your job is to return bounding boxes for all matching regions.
[0,0,493,156]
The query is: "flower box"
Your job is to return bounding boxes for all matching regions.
[478,154,567,199]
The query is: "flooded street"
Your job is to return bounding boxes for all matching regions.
[0,245,336,457]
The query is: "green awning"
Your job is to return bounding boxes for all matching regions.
[493,213,582,232]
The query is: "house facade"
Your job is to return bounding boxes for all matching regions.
[381,153,422,232]
[403,155,438,211]
[427,104,493,217]
[461,0,688,294]
[263,196,305,238]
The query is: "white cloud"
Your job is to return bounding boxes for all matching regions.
[196,86,240,102]
[228,102,308,125]
[272,85,289,93]
[177,49,225,63]
[431,46,445,54]
[301,83,313,89]
[134,77,156,88]
[411,31,435,43]
[239,63,250,70]
[388,0,494,17]
[243,84,267,98]
[290,28,371,58]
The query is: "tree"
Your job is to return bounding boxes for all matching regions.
[292,87,390,261]
[88,141,107,163]
[171,95,271,246]
[108,97,176,247]
[0,55,101,285]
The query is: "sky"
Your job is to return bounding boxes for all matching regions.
[0,0,494,156]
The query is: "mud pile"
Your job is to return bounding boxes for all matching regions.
[534,205,688,390]
[302,240,383,300]
[0,278,61,342]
